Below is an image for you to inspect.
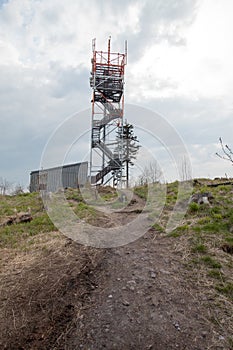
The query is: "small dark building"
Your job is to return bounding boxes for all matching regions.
[30,162,88,192]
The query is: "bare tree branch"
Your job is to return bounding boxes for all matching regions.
[138,161,162,185]
[0,177,12,195]
[216,137,233,164]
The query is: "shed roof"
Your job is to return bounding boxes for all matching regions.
[30,161,88,175]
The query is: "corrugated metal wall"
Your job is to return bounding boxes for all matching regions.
[30,162,88,192]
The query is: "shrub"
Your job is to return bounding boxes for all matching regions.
[189,202,200,212]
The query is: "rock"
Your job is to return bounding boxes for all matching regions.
[151,296,157,306]
[127,280,136,284]
[122,300,130,306]
[108,294,113,299]
[150,271,156,278]
[189,192,214,205]
[173,322,181,331]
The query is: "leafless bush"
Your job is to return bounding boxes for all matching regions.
[216,137,233,164]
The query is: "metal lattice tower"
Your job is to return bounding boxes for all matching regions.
[89,38,127,187]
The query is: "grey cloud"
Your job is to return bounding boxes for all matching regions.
[0,63,91,185]
[50,64,90,98]
[138,96,233,147]
[124,96,233,179]
[116,0,200,61]
[0,0,8,9]
[147,0,200,21]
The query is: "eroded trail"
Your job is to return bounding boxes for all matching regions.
[68,197,216,350]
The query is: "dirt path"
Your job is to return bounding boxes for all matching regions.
[67,196,221,350]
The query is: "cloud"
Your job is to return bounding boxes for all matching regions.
[0,61,90,184]
[0,0,233,185]
[117,0,200,62]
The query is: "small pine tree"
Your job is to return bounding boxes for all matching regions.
[115,123,140,187]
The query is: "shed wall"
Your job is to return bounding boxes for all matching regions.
[30,162,88,192]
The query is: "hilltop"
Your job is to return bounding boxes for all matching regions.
[0,181,232,349]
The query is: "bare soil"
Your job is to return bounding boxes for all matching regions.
[0,195,231,349]
[67,233,224,349]
[0,234,104,350]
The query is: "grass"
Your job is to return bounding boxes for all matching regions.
[225,236,233,243]
[216,282,233,300]
[0,214,56,247]
[0,189,115,248]
[134,185,148,200]
[74,202,98,219]
[169,224,189,237]
[191,243,207,254]
[151,223,165,233]
[65,188,84,202]
[200,255,222,269]
[189,202,200,212]
[197,216,211,224]
[0,192,43,217]
[208,269,224,280]
[0,193,56,248]
[161,178,233,330]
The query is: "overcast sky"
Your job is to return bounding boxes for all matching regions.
[0,0,233,187]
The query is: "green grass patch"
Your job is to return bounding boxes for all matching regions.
[100,193,117,201]
[168,224,189,237]
[218,185,231,192]
[202,221,228,234]
[225,236,233,244]
[208,269,224,280]
[191,243,207,254]
[197,216,211,224]
[200,255,222,269]
[210,206,222,215]
[134,185,148,200]
[151,223,165,233]
[74,202,97,219]
[212,213,223,220]
[65,188,83,202]
[192,226,201,233]
[189,202,200,213]
[0,213,56,248]
[0,192,43,217]
[0,192,57,248]
[216,282,233,300]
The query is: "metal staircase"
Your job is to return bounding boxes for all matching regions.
[90,38,127,186]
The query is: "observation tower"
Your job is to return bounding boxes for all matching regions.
[90,38,127,186]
